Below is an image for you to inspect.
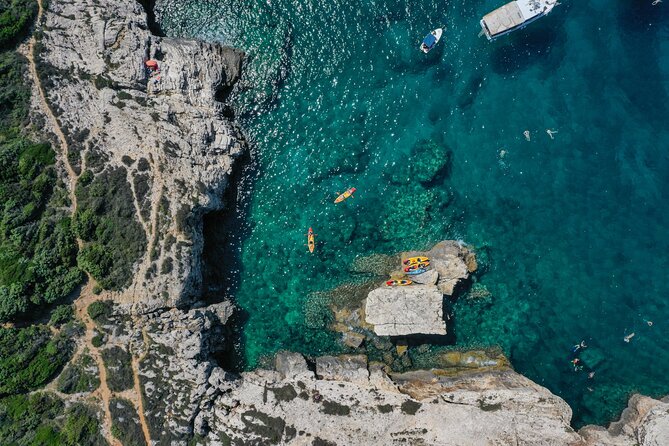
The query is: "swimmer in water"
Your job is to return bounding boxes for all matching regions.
[546,129,558,139]
[571,340,587,353]
[643,319,653,327]
[588,371,596,379]
[624,332,635,343]
[523,130,531,141]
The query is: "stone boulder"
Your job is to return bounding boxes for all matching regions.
[365,285,446,336]
[315,354,369,383]
[275,351,314,381]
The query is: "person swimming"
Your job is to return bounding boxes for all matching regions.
[546,129,558,139]
[571,340,587,353]
[523,130,531,141]
[624,332,635,343]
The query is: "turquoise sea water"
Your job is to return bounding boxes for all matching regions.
[157,0,669,427]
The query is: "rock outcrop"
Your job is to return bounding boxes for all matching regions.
[401,240,476,295]
[579,394,669,446]
[364,240,475,336]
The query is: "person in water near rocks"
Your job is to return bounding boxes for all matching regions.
[571,340,587,353]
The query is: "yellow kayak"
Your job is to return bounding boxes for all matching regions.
[403,256,429,266]
[334,187,356,203]
[307,227,315,253]
[386,279,412,287]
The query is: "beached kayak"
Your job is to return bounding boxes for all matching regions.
[404,262,430,272]
[420,28,443,53]
[334,187,356,203]
[406,268,427,275]
[386,279,412,286]
[403,256,430,266]
[307,227,315,253]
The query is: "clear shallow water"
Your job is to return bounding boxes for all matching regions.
[158,0,669,427]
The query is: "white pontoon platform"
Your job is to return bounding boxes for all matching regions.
[480,0,557,41]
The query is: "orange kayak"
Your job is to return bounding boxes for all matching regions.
[307,227,315,253]
[334,187,356,203]
[403,256,429,266]
[386,279,412,287]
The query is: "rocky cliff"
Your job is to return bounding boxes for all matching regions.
[29,0,669,445]
[32,0,245,311]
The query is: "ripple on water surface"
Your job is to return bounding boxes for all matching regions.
[158,0,669,427]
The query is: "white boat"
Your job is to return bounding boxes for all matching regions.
[480,0,557,41]
[419,28,443,53]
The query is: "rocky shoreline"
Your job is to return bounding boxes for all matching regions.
[26,0,669,444]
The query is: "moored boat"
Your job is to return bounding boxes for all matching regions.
[419,28,443,53]
[480,0,557,41]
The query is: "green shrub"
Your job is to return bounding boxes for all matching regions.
[61,402,106,446]
[0,325,74,394]
[91,333,104,348]
[321,400,350,416]
[101,346,133,392]
[86,300,111,321]
[0,0,38,49]
[75,167,146,290]
[0,393,64,445]
[400,400,422,415]
[57,354,99,394]
[49,304,73,327]
[109,398,144,446]
[0,50,82,322]
[0,393,105,446]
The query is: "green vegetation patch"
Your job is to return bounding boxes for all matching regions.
[101,345,134,392]
[109,397,145,446]
[0,0,38,49]
[74,167,147,290]
[377,404,394,414]
[87,299,112,323]
[0,324,76,395]
[0,49,82,322]
[57,353,100,394]
[240,410,286,444]
[0,392,105,445]
[400,400,422,415]
[269,384,297,402]
[49,304,74,327]
[320,400,351,416]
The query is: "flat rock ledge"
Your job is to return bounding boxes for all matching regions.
[365,285,446,336]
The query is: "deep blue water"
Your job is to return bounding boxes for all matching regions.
[157,0,669,427]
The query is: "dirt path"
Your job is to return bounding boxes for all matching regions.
[26,0,79,220]
[74,284,121,446]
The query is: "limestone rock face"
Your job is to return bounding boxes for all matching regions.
[365,285,446,336]
[579,394,669,446]
[316,354,370,384]
[35,0,245,311]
